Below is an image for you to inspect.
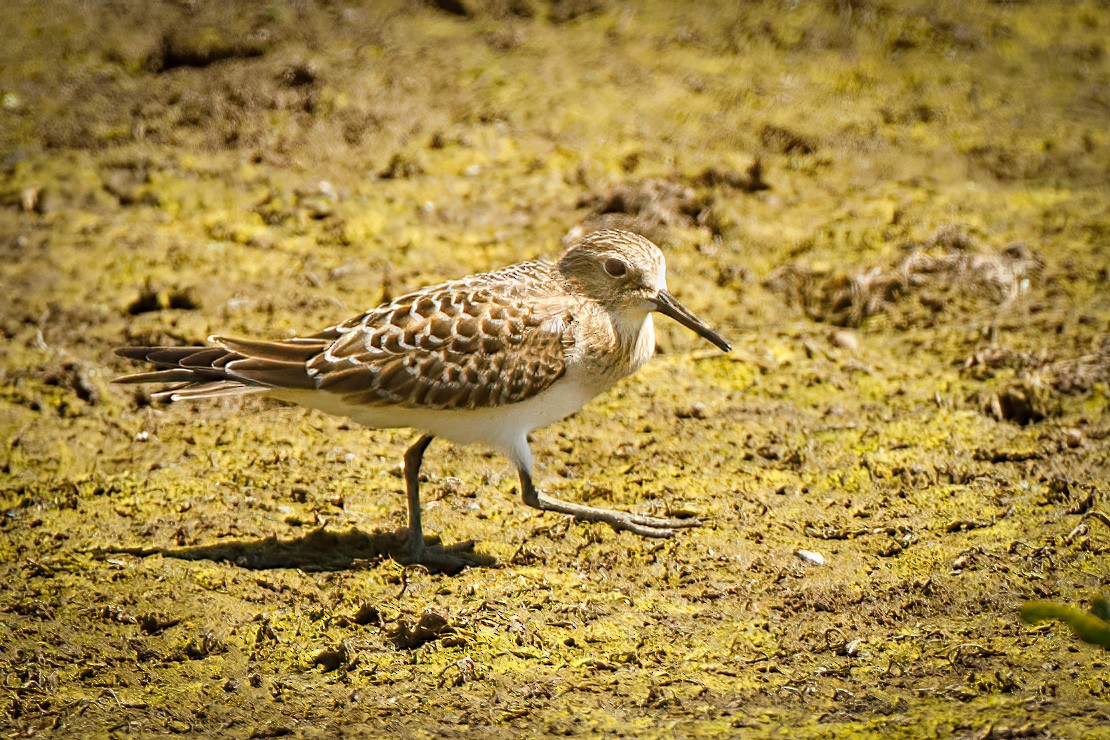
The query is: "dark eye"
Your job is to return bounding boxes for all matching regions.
[603,258,627,277]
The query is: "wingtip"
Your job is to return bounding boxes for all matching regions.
[114,347,151,361]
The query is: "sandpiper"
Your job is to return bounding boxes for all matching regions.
[115,229,730,571]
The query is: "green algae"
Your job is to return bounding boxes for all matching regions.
[2,0,1109,736]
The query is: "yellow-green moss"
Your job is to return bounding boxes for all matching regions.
[1,0,1108,736]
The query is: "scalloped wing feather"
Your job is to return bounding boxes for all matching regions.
[307,261,574,410]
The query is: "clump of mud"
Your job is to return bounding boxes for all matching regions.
[970,334,1110,424]
[572,167,769,243]
[572,178,703,242]
[766,225,1042,328]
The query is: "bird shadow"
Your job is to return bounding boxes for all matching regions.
[97,525,495,575]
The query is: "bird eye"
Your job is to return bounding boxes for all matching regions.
[603,257,627,278]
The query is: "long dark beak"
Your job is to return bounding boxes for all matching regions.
[652,290,731,352]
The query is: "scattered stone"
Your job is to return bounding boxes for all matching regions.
[795,549,825,566]
[1063,428,1083,448]
[676,402,709,420]
[830,329,860,351]
[20,186,40,213]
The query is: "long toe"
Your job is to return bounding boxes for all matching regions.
[533,493,701,538]
[624,512,702,529]
[615,519,682,538]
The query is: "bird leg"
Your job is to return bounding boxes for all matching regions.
[517,467,700,538]
[401,434,435,562]
[397,434,481,574]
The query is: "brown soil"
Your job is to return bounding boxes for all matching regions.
[1,1,1107,736]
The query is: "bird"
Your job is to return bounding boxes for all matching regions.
[114,229,731,572]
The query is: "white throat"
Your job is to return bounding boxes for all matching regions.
[615,310,656,374]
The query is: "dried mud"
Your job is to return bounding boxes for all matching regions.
[1,1,1108,737]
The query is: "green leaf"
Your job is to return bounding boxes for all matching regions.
[1021,599,1110,650]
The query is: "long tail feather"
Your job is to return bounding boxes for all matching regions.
[154,381,270,402]
[114,337,321,401]
[114,369,216,384]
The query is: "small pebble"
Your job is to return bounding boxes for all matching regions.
[677,402,708,419]
[795,549,825,566]
[21,187,40,212]
[830,329,860,351]
[1064,428,1083,448]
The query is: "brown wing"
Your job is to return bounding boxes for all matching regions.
[306,263,573,410]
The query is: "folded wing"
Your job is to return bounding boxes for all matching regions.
[114,261,574,409]
[308,270,573,410]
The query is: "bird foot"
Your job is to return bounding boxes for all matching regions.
[392,531,494,575]
[534,492,701,538]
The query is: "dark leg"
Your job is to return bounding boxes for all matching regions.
[402,434,435,561]
[518,467,700,538]
[397,434,486,574]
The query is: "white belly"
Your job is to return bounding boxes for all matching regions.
[273,371,600,457]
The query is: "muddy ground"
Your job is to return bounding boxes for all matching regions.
[1,1,1108,737]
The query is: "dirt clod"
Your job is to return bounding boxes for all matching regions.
[389,611,454,650]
